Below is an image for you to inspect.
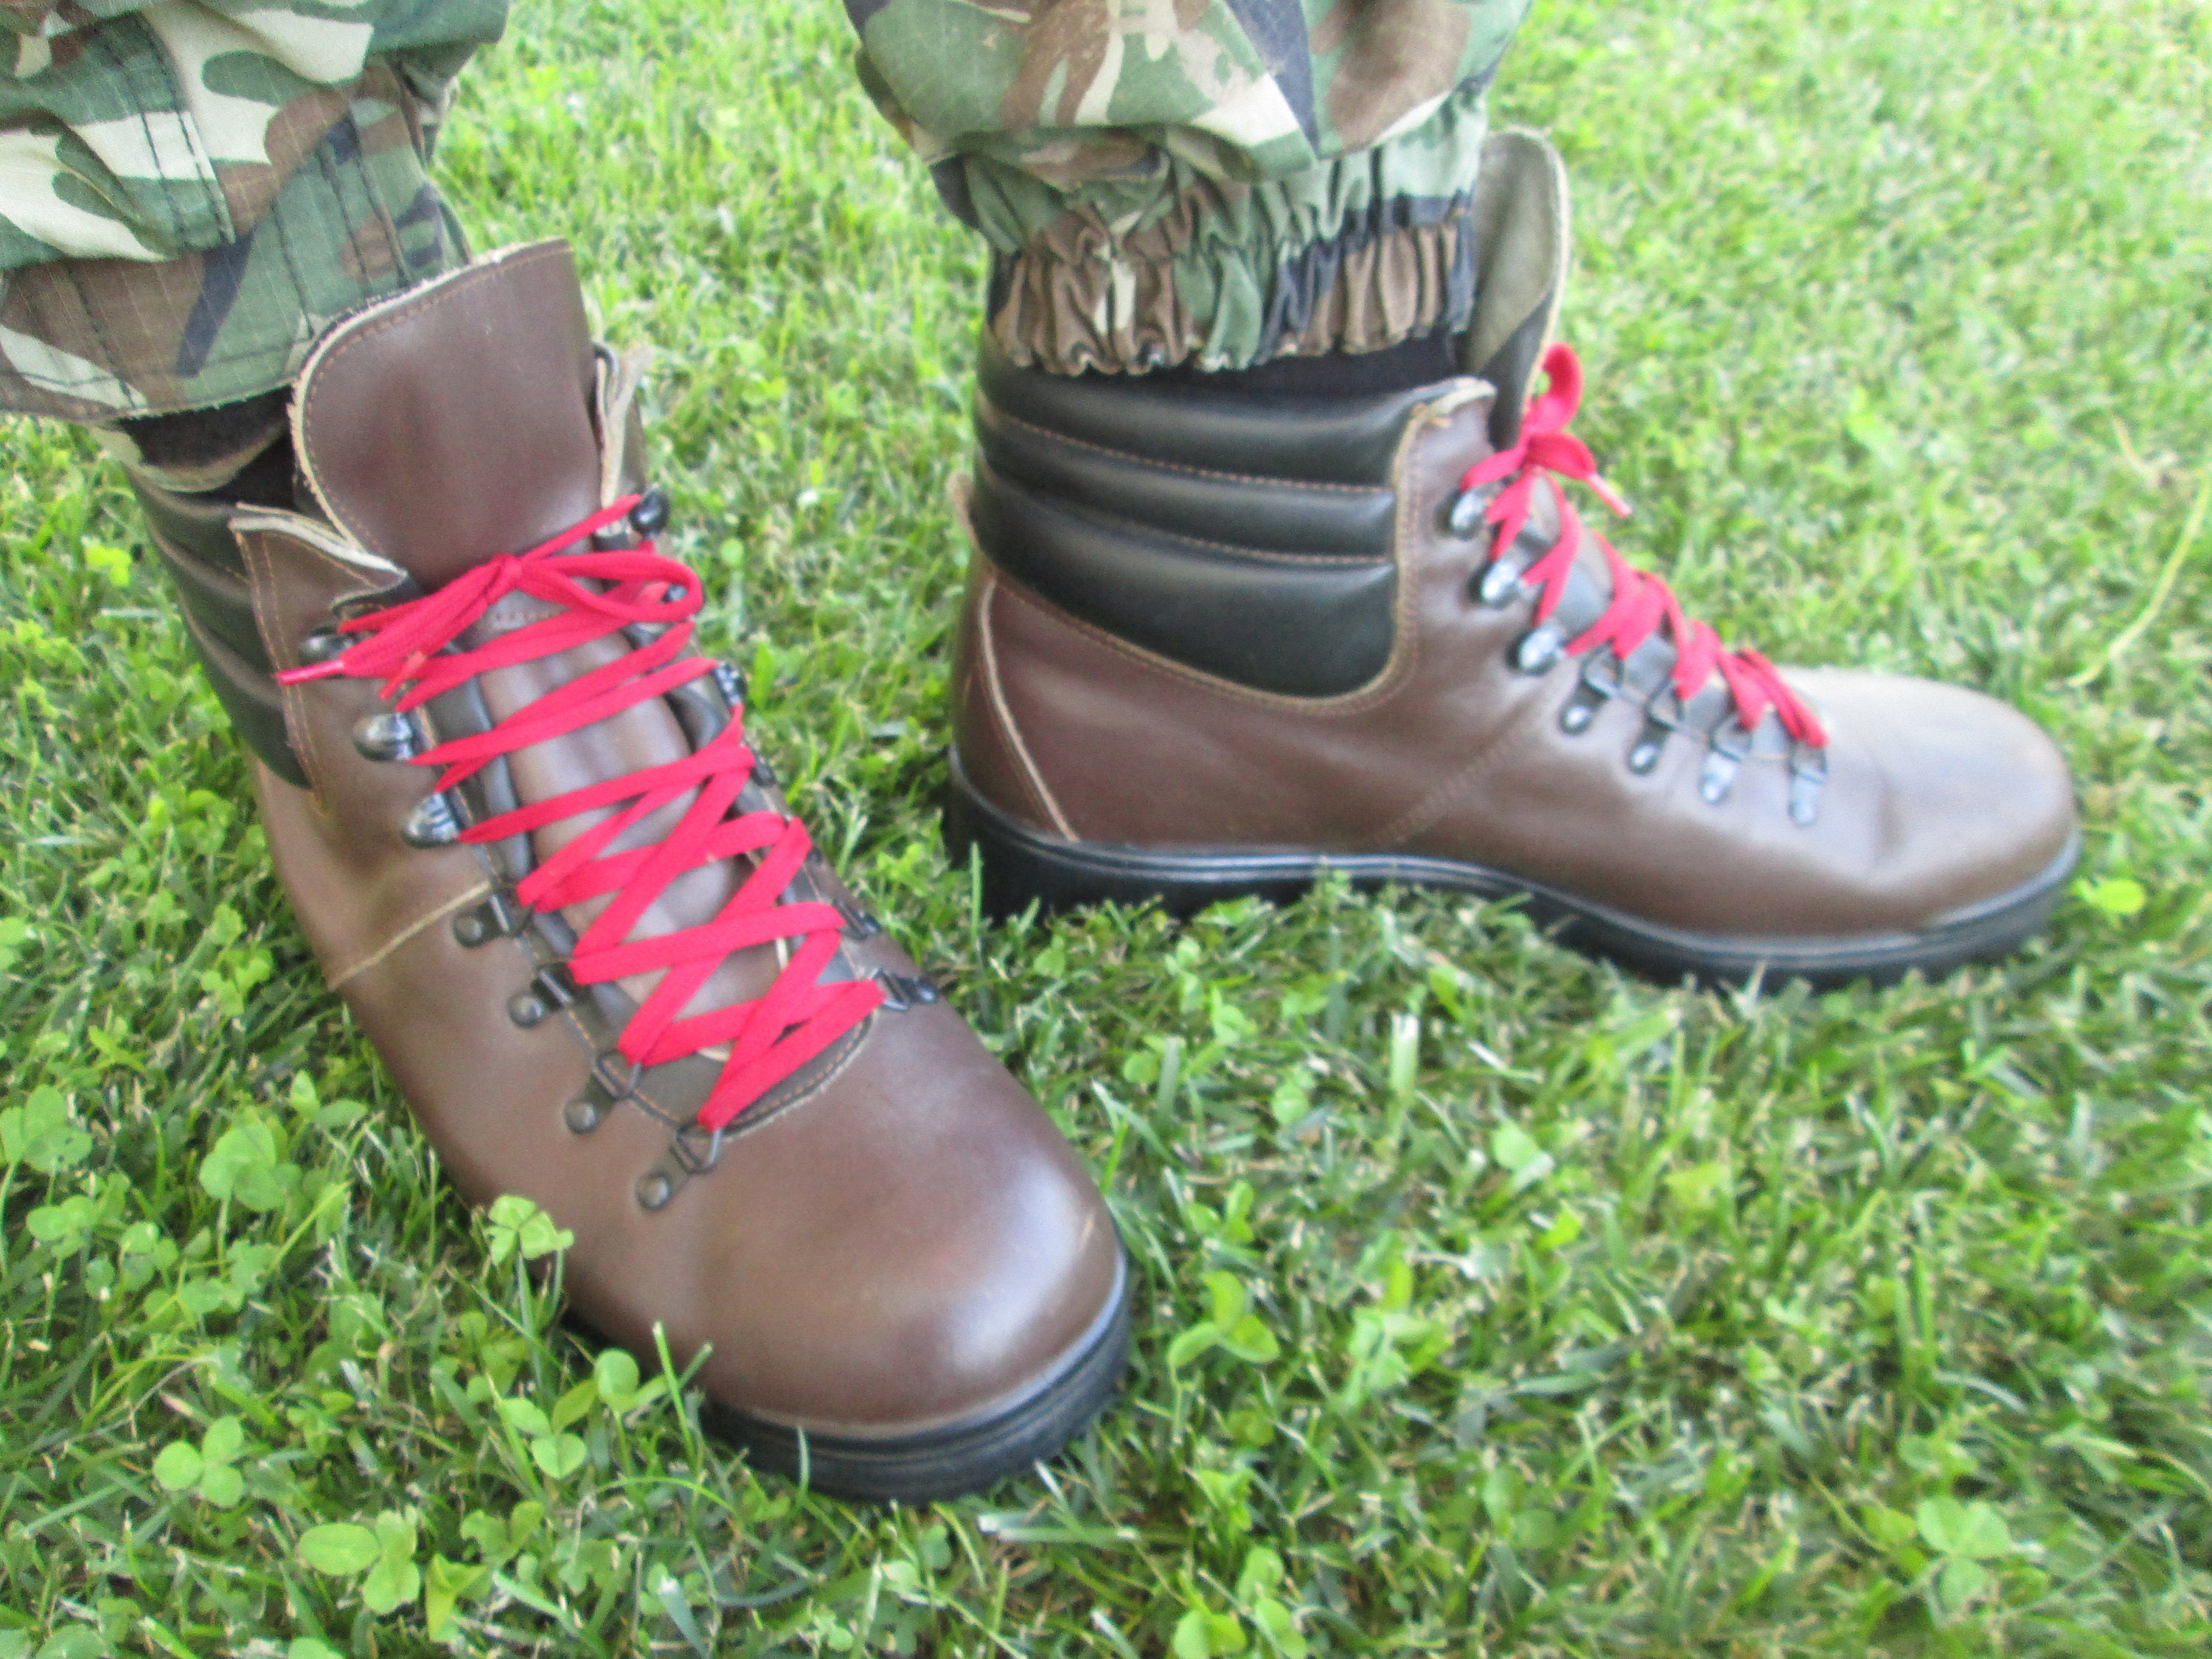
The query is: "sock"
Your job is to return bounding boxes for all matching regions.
[98,389,294,504]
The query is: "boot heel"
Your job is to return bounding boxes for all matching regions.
[944,762,1324,919]
[942,766,1113,917]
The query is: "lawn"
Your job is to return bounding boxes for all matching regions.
[1,0,2208,1654]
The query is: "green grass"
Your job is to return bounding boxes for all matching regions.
[2,0,2208,1652]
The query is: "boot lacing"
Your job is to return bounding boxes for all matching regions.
[281,495,883,1131]
[1461,344,1829,750]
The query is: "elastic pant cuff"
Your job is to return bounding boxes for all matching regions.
[987,193,1481,377]
[972,79,1497,377]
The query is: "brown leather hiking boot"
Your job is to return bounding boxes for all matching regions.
[133,242,1127,1500]
[946,131,2078,987]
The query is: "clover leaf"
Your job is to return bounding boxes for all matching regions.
[198,1118,299,1211]
[296,1512,420,1614]
[484,1194,574,1265]
[1,1086,91,1175]
[152,1416,248,1508]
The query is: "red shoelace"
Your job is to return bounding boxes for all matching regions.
[280,495,883,1132]
[1462,344,1827,748]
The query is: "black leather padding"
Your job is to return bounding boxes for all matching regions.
[133,476,307,784]
[175,608,308,787]
[133,476,250,578]
[147,524,268,676]
[970,465,1398,699]
[976,397,1397,557]
[977,335,1463,488]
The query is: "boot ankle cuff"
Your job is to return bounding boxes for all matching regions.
[977,89,1493,377]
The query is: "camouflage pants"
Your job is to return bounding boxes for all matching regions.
[0,0,1529,422]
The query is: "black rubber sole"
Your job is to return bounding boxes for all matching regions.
[946,767,2079,990]
[700,1263,1132,1503]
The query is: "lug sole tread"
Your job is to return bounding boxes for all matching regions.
[946,766,2079,991]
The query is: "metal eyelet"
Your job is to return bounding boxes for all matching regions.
[564,1096,605,1134]
[565,1051,636,1135]
[297,627,347,664]
[873,970,940,1013]
[507,964,574,1029]
[630,487,671,535]
[1560,653,1624,735]
[835,898,884,939]
[1698,719,1753,805]
[1788,744,1828,827]
[1447,488,1489,538]
[1625,689,1690,778]
[589,1048,638,1099]
[452,888,525,948]
[1512,623,1565,675]
[1475,559,1526,609]
[400,793,464,849]
[353,709,421,763]
[667,1121,726,1175]
[1698,750,1741,804]
[634,1120,726,1211]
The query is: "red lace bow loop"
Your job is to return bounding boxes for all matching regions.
[278,493,885,1132]
[1458,344,1827,750]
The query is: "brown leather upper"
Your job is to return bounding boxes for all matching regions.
[229,243,1120,1436]
[956,380,2079,942]
[293,243,606,592]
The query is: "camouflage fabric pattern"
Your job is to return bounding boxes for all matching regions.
[0,0,1532,420]
[851,0,1534,372]
[0,0,505,420]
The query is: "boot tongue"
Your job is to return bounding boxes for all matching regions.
[1458,130,1571,448]
[291,241,603,590]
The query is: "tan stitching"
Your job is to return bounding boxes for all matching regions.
[231,506,404,577]
[714,1015,869,1146]
[1363,689,1536,850]
[238,527,386,805]
[956,634,1050,831]
[991,573,1333,713]
[543,961,871,1144]
[976,571,1077,838]
[329,880,492,990]
[987,386,1487,720]
[622,1009,869,1143]
[981,457,1382,571]
[1361,383,1607,849]
[984,401,1381,495]
[238,530,328,801]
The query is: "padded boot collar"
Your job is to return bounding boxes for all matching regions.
[293,241,603,591]
[978,332,1464,488]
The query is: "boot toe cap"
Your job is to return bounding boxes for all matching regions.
[677,1006,1125,1439]
[1801,668,2079,919]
